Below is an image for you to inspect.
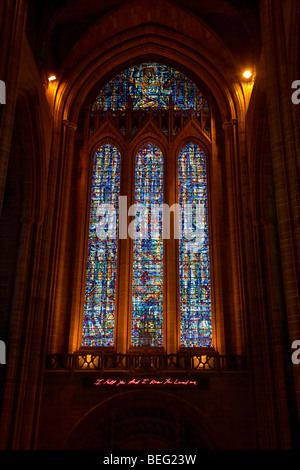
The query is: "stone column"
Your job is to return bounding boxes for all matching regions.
[210,111,226,354]
[222,119,244,355]
[48,120,78,354]
[260,0,300,418]
[0,0,27,215]
[0,216,36,449]
[262,218,295,447]
[249,215,294,449]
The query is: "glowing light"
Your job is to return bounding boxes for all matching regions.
[131,144,164,347]
[93,377,198,387]
[82,64,212,349]
[48,75,57,82]
[243,70,252,79]
[92,62,209,112]
[178,144,212,347]
[82,144,121,347]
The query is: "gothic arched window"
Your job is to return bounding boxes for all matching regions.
[82,63,212,351]
[131,143,164,347]
[82,143,121,347]
[178,143,212,347]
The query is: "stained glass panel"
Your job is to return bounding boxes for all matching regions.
[178,144,212,347]
[92,63,209,112]
[82,144,121,347]
[131,144,164,347]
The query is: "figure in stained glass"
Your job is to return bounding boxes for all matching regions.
[92,63,209,112]
[83,64,212,349]
[178,143,212,347]
[82,144,121,347]
[131,144,164,347]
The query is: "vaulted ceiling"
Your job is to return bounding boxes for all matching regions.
[26,0,261,77]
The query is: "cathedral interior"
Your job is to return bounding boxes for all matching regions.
[0,0,300,452]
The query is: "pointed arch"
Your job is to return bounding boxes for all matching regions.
[130,143,164,347]
[82,143,121,347]
[178,143,212,348]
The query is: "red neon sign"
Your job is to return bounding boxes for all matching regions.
[93,377,198,387]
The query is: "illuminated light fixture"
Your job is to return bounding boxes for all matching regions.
[48,75,57,82]
[243,70,252,79]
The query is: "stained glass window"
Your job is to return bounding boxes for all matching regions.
[82,144,121,347]
[83,63,213,350]
[131,144,164,347]
[92,63,209,112]
[178,143,212,347]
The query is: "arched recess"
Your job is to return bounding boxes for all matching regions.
[47,0,250,358]
[64,390,219,450]
[53,0,245,125]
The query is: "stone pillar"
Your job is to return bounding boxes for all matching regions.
[261,218,295,446]
[250,216,294,449]
[0,217,36,449]
[0,0,27,215]
[222,119,244,355]
[210,113,226,354]
[260,0,300,419]
[48,120,78,353]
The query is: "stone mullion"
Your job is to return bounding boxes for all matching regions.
[0,0,27,215]
[116,142,132,354]
[260,0,300,417]
[116,235,131,353]
[166,142,177,354]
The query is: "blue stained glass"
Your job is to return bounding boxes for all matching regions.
[82,144,121,347]
[131,144,164,347]
[92,63,209,112]
[178,144,212,347]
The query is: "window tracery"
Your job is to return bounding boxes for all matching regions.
[82,63,212,350]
